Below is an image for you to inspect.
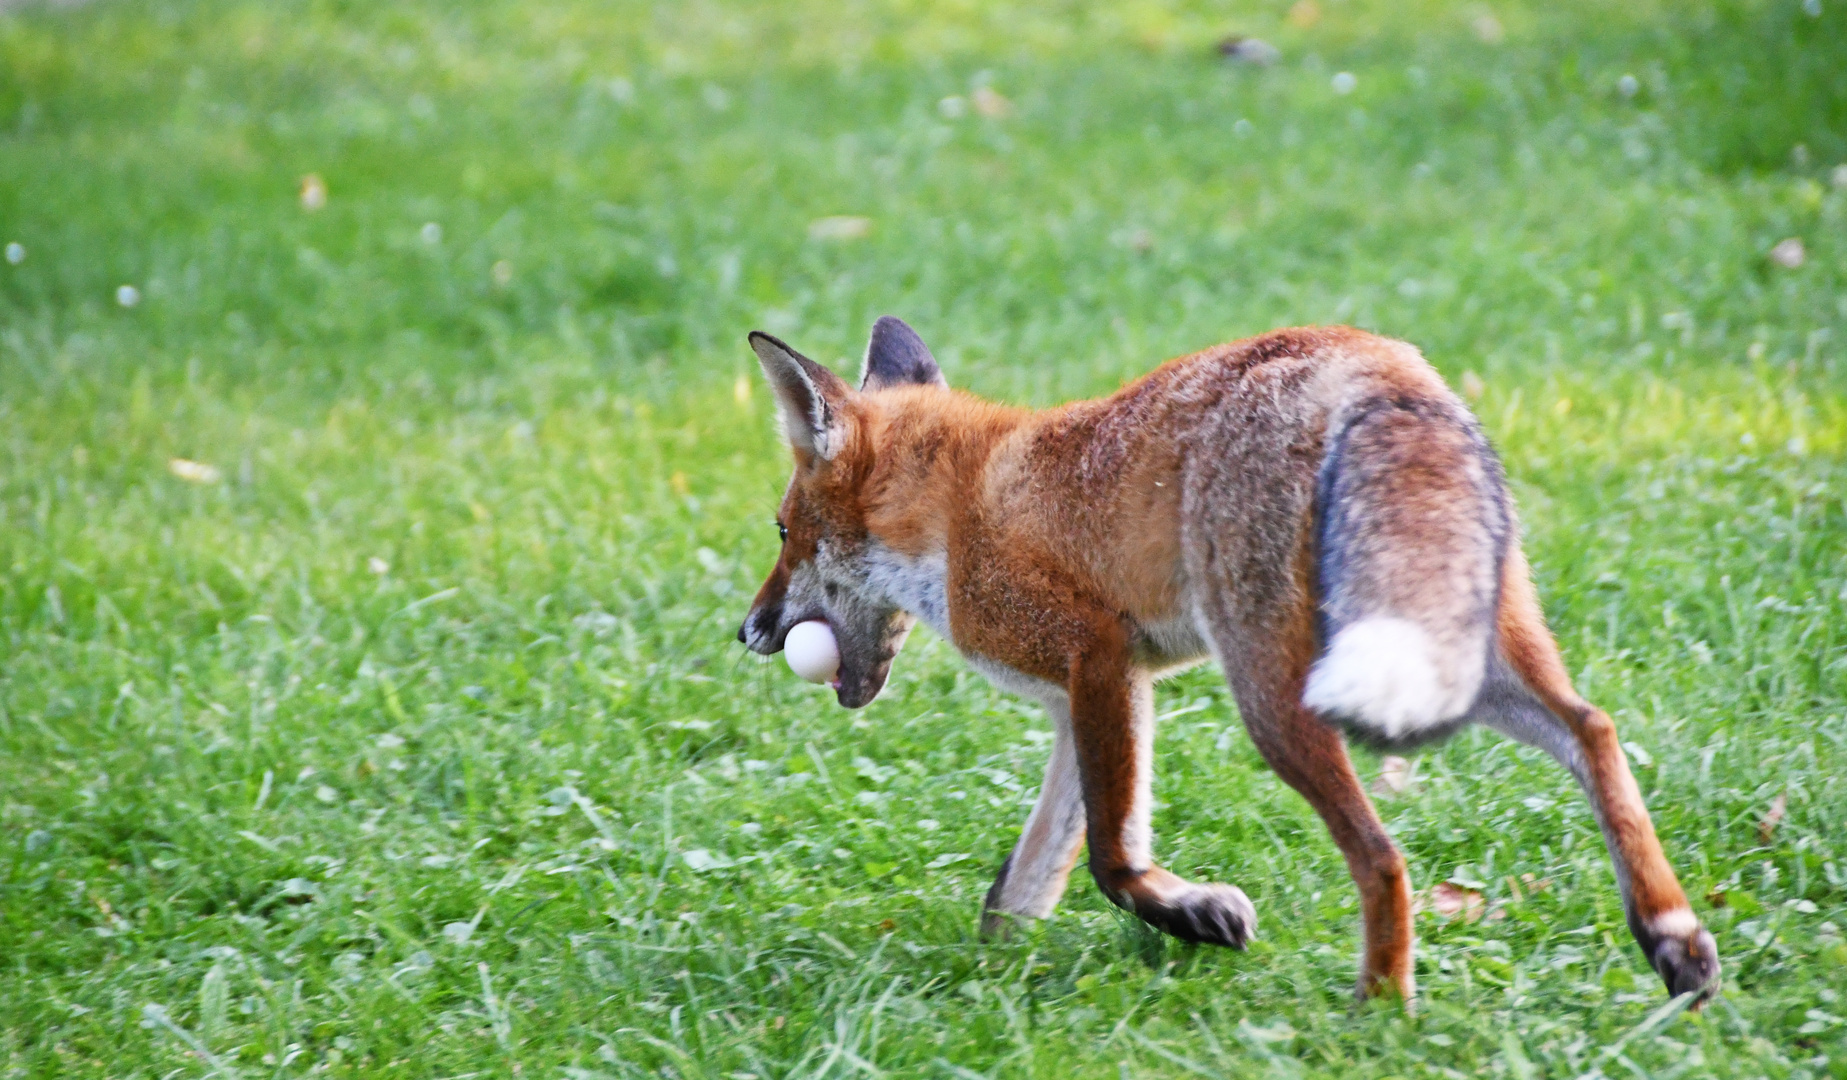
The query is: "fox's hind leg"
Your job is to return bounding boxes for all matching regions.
[1215,648,1418,998]
[1065,620,1257,948]
[1242,696,1417,999]
[1198,584,1416,999]
[1482,549,1720,1002]
[981,697,1087,935]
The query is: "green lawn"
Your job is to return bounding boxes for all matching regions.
[3,0,1846,1076]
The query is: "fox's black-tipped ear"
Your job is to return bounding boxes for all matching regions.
[860,316,947,392]
[749,331,854,460]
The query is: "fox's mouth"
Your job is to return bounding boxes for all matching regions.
[738,602,910,709]
[834,624,913,709]
[737,604,823,655]
[833,655,893,709]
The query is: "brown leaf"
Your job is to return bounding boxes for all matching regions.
[972,86,1012,119]
[1759,792,1787,844]
[1420,881,1485,923]
[1370,755,1412,797]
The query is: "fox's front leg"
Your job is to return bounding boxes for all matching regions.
[981,697,1087,934]
[1067,623,1256,947]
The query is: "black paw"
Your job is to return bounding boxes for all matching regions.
[1652,927,1721,1002]
[979,855,1015,939]
[1145,884,1258,949]
[978,908,1019,940]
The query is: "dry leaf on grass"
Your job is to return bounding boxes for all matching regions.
[1217,37,1280,66]
[808,216,872,242]
[1418,881,1485,923]
[299,173,327,211]
[971,86,1012,118]
[168,458,221,484]
[1759,792,1787,843]
[1370,755,1412,796]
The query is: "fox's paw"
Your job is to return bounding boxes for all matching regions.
[1652,927,1721,1003]
[1143,883,1257,949]
[1641,910,1720,1004]
[978,908,1021,940]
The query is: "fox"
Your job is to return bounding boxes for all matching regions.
[735,316,1720,1003]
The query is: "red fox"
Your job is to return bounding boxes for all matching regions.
[736,317,1719,1002]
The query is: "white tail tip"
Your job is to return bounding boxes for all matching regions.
[1303,618,1476,739]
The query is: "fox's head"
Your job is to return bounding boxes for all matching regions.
[736,317,948,708]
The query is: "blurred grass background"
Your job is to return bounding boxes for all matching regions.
[1,0,1845,1077]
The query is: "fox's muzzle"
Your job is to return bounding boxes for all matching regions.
[738,592,910,710]
[738,602,787,652]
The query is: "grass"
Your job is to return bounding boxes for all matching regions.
[2,0,1846,1075]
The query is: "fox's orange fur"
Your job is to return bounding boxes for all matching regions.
[738,317,1719,1003]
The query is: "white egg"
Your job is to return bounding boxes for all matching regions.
[783,620,840,684]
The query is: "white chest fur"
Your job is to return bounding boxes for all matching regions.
[863,542,1073,705]
[861,543,951,639]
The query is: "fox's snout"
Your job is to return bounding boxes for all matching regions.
[739,602,786,653]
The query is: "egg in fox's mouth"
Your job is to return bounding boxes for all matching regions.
[782,620,840,685]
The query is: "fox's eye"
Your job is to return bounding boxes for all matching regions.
[777,522,788,543]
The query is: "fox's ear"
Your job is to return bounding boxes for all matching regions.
[860,316,947,392]
[749,331,854,460]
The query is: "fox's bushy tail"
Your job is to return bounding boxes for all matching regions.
[1303,393,1512,748]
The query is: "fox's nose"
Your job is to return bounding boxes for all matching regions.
[739,604,782,651]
